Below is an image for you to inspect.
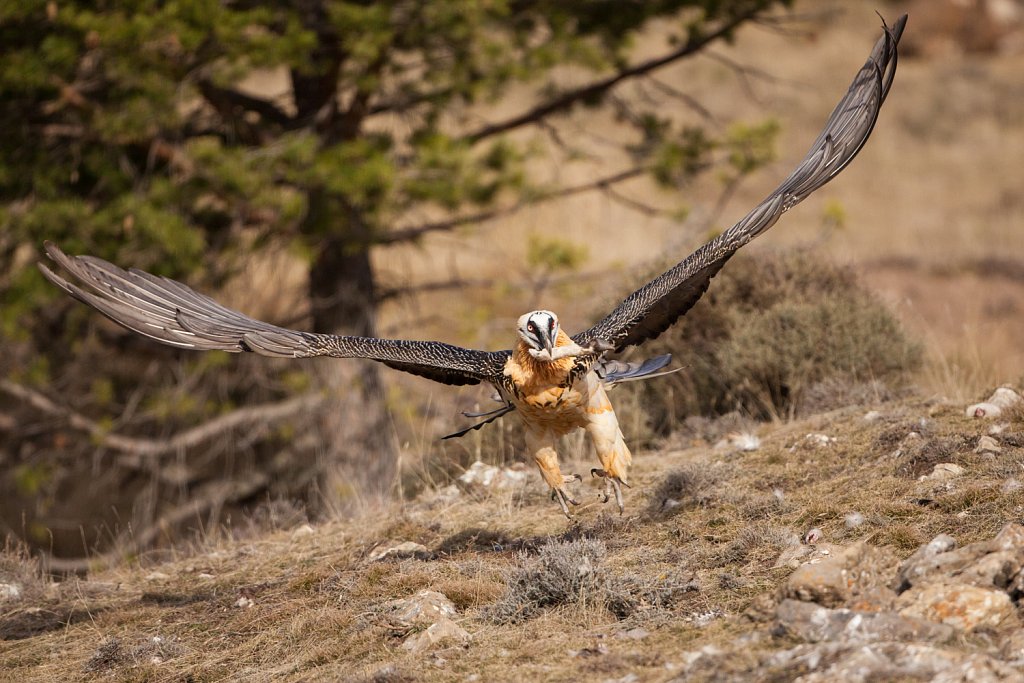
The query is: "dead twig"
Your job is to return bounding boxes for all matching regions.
[0,379,323,459]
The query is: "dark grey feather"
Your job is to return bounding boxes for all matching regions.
[39,242,509,387]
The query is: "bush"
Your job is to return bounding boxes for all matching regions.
[489,537,609,624]
[489,536,700,623]
[636,249,921,426]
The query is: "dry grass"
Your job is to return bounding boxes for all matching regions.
[2,388,1022,681]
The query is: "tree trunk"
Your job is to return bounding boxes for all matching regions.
[306,191,394,511]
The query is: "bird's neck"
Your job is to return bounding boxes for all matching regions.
[511,329,576,383]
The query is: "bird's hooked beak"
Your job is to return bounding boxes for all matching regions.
[539,326,555,355]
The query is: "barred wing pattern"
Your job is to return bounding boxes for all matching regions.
[39,242,509,387]
[574,15,906,353]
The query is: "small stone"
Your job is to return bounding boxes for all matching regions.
[369,541,432,562]
[457,460,530,490]
[974,435,1002,454]
[400,617,470,652]
[0,583,22,602]
[918,462,964,482]
[235,596,254,608]
[198,573,215,580]
[844,512,865,529]
[780,546,856,607]
[897,581,1016,632]
[893,534,957,592]
[384,590,457,628]
[805,433,837,447]
[804,528,824,545]
[145,572,170,582]
[732,432,761,451]
[290,523,316,539]
[863,410,883,422]
[966,387,1022,419]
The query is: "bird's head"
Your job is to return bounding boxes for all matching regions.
[517,310,560,356]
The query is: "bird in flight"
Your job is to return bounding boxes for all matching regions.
[40,16,906,517]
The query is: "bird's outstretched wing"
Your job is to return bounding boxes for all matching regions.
[574,15,906,353]
[39,242,509,387]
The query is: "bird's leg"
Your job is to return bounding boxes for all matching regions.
[529,433,581,518]
[584,385,633,514]
[529,338,614,362]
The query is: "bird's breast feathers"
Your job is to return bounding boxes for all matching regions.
[504,333,614,433]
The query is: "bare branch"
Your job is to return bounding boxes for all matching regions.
[646,77,716,123]
[0,379,323,459]
[376,277,495,303]
[382,166,648,245]
[601,184,676,218]
[461,8,766,144]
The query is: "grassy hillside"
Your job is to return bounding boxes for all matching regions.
[3,389,1022,681]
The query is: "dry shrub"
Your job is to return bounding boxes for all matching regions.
[638,249,920,425]
[489,537,609,624]
[715,523,799,568]
[645,464,721,518]
[489,536,701,623]
[84,635,185,673]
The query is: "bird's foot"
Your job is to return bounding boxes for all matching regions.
[590,468,629,514]
[549,474,583,517]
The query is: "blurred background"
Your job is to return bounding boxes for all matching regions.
[1,0,1021,569]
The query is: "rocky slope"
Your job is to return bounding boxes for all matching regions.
[1,388,1023,682]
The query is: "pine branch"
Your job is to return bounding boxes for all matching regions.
[461,8,766,144]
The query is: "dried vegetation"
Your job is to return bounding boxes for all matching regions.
[2,387,1023,681]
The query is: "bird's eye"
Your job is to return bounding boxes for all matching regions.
[548,319,555,331]
[527,322,536,333]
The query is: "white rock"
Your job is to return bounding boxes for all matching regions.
[235,596,254,608]
[844,512,865,529]
[290,523,316,539]
[145,572,171,582]
[918,463,964,482]
[401,617,470,652]
[974,435,1001,454]
[966,387,1022,418]
[863,410,883,422]
[369,541,430,562]
[0,583,22,602]
[458,460,530,489]
[730,432,761,452]
[804,528,824,545]
[805,433,837,447]
[384,590,457,628]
